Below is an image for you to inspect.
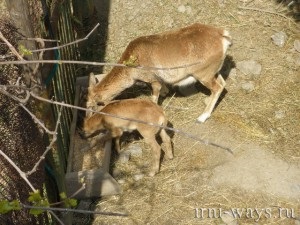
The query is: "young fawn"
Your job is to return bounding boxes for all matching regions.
[87,23,232,123]
[83,99,173,176]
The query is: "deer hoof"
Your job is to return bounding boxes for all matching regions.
[197,113,210,123]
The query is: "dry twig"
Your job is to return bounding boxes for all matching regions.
[238,6,299,27]
[0,31,24,60]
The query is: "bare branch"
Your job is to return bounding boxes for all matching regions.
[19,103,54,134]
[0,150,37,192]
[29,91,232,153]
[29,23,100,53]
[24,37,60,43]
[32,38,45,76]
[0,59,205,71]
[0,86,30,104]
[50,183,86,207]
[238,6,299,27]
[0,83,232,152]
[69,183,86,199]
[0,31,25,60]
[24,104,63,176]
[48,211,64,225]
[21,204,128,217]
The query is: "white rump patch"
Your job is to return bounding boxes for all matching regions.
[175,76,197,87]
[222,30,232,54]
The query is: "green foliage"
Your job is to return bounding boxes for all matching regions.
[0,200,21,214]
[18,44,32,56]
[123,55,138,67]
[0,191,77,215]
[60,192,77,208]
[28,191,50,215]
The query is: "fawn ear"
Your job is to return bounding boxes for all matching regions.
[89,72,99,87]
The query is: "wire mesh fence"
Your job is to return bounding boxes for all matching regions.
[0,0,86,223]
[0,17,48,224]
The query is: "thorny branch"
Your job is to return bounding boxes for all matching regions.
[0,149,37,192]
[238,6,299,27]
[21,204,128,217]
[0,31,24,60]
[0,84,233,153]
[0,58,206,71]
[28,23,100,53]
[21,103,63,176]
[28,89,233,153]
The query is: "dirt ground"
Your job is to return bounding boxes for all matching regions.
[88,1,300,225]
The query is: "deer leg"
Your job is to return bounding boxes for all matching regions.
[151,81,162,103]
[139,129,161,176]
[197,74,226,123]
[111,128,123,153]
[160,83,169,97]
[147,138,161,176]
[159,128,173,160]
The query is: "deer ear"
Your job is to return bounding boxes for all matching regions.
[89,72,98,86]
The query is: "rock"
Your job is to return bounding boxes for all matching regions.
[178,5,186,13]
[229,68,237,81]
[218,0,225,7]
[294,40,300,53]
[241,81,255,92]
[296,56,300,67]
[133,173,144,181]
[274,110,285,119]
[221,211,238,225]
[163,15,174,28]
[126,143,143,157]
[119,151,130,163]
[112,168,121,177]
[185,6,192,14]
[287,54,300,66]
[117,179,125,184]
[236,60,262,76]
[177,5,192,14]
[230,68,237,77]
[271,31,287,47]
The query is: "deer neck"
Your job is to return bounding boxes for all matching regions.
[95,67,135,101]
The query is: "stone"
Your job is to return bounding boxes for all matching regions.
[241,81,255,92]
[221,211,238,225]
[294,40,300,53]
[119,151,130,163]
[295,56,300,67]
[185,6,192,14]
[271,31,287,47]
[133,173,144,181]
[117,179,125,184]
[236,60,262,76]
[274,110,285,119]
[127,143,143,157]
[229,68,237,79]
[178,5,186,13]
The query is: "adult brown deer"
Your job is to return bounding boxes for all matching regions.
[87,23,232,122]
[83,99,173,176]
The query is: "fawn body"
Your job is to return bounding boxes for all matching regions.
[83,99,173,176]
